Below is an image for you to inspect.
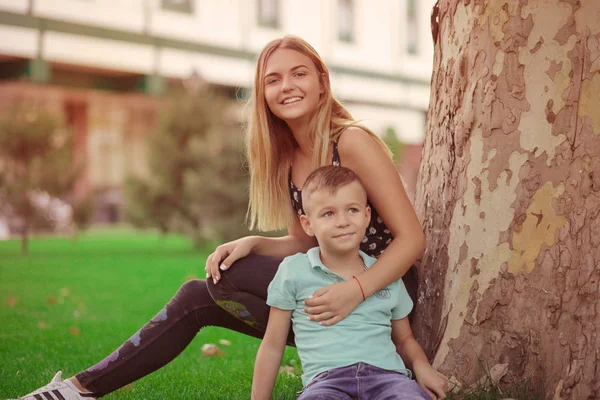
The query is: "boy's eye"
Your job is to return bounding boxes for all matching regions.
[322,211,333,217]
[349,207,359,213]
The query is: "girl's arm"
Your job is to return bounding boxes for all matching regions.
[304,127,425,324]
[251,307,293,400]
[392,318,449,399]
[206,216,317,282]
[339,126,426,296]
[253,215,318,257]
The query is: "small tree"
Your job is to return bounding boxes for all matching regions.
[71,193,96,236]
[124,88,249,245]
[0,103,77,254]
[383,127,405,163]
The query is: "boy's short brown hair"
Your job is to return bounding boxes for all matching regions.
[301,166,366,213]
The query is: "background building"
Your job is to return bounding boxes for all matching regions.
[0,0,435,220]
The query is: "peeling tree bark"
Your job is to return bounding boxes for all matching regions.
[413,1,600,399]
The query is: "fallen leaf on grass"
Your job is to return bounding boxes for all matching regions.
[289,359,297,365]
[60,288,71,297]
[218,339,231,346]
[38,321,48,329]
[202,343,224,356]
[77,302,87,311]
[69,326,80,335]
[47,296,57,305]
[279,366,297,376]
[6,296,17,307]
[73,310,81,318]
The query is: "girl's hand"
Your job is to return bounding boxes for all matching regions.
[302,280,363,326]
[205,237,257,284]
[413,361,450,400]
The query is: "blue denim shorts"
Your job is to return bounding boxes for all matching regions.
[297,362,431,400]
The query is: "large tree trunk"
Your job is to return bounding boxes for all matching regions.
[413,1,600,399]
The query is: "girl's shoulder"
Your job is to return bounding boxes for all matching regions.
[336,126,389,162]
[336,125,370,143]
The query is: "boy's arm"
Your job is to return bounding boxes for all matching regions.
[391,318,449,399]
[251,307,293,400]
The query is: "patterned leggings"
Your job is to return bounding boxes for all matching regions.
[76,254,290,397]
[75,255,418,397]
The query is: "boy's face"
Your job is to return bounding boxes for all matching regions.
[300,181,371,255]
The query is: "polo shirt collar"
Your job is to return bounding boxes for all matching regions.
[306,247,376,272]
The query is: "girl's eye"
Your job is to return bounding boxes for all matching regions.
[266,78,279,85]
[295,72,307,78]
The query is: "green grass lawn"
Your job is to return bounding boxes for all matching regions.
[0,229,302,399]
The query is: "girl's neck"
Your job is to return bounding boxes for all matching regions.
[286,117,312,155]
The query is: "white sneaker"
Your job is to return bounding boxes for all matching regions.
[12,371,96,400]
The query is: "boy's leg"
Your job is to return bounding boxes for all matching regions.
[297,366,357,400]
[297,387,353,400]
[359,363,431,400]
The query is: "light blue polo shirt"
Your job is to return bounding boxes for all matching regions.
[267,247,413,386]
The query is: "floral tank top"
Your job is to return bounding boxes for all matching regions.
[288,141,393,258]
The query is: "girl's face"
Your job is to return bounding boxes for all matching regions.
[262,48,325,124]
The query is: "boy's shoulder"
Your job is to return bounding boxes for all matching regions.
[282,251,310,265]
[279,247,323,277]
[283,247,321,266]
[280,251,312,274]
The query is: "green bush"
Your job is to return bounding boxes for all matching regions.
[124,88,249,245]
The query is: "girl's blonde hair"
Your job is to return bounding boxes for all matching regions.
[246,35,393,231]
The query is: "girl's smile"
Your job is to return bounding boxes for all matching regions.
[281,96,303,105]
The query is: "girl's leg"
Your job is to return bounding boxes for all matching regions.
[207,254,295,346]
[74,254,286,397]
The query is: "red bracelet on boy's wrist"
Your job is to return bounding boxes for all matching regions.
[352,276,366,302]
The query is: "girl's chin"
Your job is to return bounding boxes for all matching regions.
[278,113,310,123]
[275,104,317,121]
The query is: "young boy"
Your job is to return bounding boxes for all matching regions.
[251,166,449,400]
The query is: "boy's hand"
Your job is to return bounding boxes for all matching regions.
[413,361,450,400]
[303,280,363,325]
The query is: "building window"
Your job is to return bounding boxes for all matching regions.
[338,0,354,43]
[161,0,194,14]
[257,0,279,29]
[406,0,418,54]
